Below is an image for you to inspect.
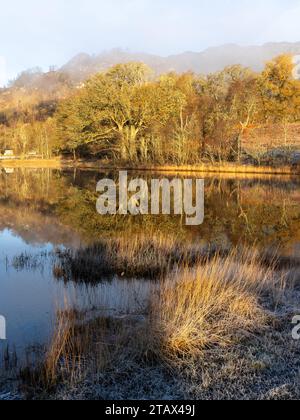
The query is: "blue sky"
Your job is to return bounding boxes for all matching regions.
[1,0,300,85]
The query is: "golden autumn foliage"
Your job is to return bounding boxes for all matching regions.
[259,55,300,123]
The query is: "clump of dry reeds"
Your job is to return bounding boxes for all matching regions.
[20,308,115,395]
[147,249,284,364]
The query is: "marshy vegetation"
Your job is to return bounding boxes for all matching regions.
[53,235,208,282]
[17,248,300,400]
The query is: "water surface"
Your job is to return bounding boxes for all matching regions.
[0,168,299,361]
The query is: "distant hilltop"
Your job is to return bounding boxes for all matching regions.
[60,42,300,83]
[7,42,300,90]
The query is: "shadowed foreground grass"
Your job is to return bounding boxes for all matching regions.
[18,248,300,400]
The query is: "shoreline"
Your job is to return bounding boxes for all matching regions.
[0,158,299,177]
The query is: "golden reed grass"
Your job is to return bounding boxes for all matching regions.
[148,248,282,364]
[1,159,299,176]
[103,162,300,176]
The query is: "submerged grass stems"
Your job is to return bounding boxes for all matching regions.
[53,234,208,282]
[20,248,287,398]
[11,251,50,271]
[52,234,300,284]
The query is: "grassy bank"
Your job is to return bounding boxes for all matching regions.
[114,163,300,176]
[1,158,299,176]
[0,158,64,169]
[16,248,300,400]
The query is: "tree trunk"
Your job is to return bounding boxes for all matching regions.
[237,132,242,163]
[201,124,208,159]
[127,126,138,162]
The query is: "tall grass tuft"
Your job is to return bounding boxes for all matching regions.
[148,249,282,364]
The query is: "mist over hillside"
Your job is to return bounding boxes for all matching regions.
[60,42,300,83]
[6,42,300,90]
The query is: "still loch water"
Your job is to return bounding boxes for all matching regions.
[0,168,299,361]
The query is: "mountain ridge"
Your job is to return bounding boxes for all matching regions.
[60,42,300,82]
